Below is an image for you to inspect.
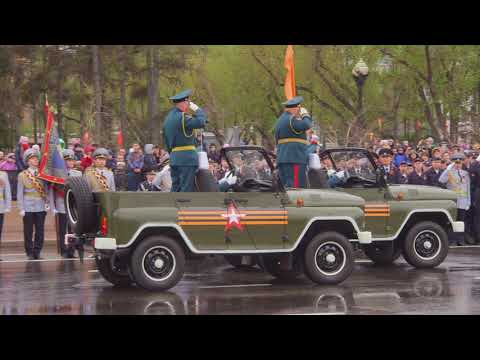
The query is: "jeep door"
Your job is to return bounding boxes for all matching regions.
[326,149,390,238]
[173,193,229,251]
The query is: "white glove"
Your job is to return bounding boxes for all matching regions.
[189,102,199,112]
[299,107,310,117]
[52,209,58,216]
[327,169,336,177]
[447,163,454,171]
[19,210,25,217]
[45,204,50,212]
[336,170,345,179]
[219,171,237,186]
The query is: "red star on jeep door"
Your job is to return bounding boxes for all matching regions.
[222,202,246,232]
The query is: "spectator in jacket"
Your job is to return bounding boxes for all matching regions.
[0,170,12,261]
[126,143,144,191]
[15,136,30,172]
[425,157,444,188]
[0,154,17,171]
[207,143,221,164]
[408,158,427,185]
[143,144,158,171]
[393,147,408,167]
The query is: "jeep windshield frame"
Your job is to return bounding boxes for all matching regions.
[319,148,380,172]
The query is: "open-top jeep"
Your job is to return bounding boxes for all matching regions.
[64,146,463,292]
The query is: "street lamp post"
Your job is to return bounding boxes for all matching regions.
[352,59,369,133]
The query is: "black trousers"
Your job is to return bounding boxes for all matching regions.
[23,212,46,257]
[452,209,467,244]
[473,191,480,242]
[0,213,4,246]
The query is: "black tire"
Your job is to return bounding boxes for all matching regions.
[402,221,449,269]
[308,169,329,189]
[195,169,219,192]
[96,256,133,287]
[304,232,354,285]
[130,236,185,292]
[224,255,257,269]
[64,177,96,235]
[363,242,402,266]
[261,254,303,281]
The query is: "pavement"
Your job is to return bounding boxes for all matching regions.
[2,245,480,315]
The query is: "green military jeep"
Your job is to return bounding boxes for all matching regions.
[64,146,463,292]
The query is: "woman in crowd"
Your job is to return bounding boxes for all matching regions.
[126,143,144,191]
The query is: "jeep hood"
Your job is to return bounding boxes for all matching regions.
[388,184,458,201]
[286,189,365,207]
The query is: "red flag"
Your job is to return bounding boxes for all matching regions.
[284,45,296,100]
[82,131,90,145]
[415,119,422,131]
[38,97,68,185]
[117,130,124,148]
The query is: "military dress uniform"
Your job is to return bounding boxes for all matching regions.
[53,149,82,257]
[84,148,116,192]
[17,149,54,260]
[0,170,12,260]
[274,96,313,188]
[439,153,471,245]
[162,89,208,192]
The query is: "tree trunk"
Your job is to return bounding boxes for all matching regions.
[147,46,160,144]
[32,97,38,144]
[56,51,64,139]
[91,45,103,143]
[119,45,127,148]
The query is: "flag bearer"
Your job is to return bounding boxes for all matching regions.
[274,96,312,188]
[53,149,82,258]
[17,149,54,260]
[0,169,12,261]
[162,89,208,192]
[84,148,116,192]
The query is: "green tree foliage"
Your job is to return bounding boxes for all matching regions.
[0,45,479,150]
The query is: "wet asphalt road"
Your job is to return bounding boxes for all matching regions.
[1,247,480,315]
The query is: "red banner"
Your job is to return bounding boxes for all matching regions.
[117,130,124,148]
[284,45,296,100]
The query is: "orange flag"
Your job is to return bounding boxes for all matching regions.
[284,45,296,100]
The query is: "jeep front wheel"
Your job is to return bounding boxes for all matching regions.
[304,232,354,285]
[402,221,448,268]
[130,236,185,292]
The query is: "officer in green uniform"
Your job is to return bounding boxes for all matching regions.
[162,89,208,192]
[274,96,313,188]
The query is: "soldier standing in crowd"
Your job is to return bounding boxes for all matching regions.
[466,152,480,244]
[0,169,12,261]
[274,96,312,188]
[163,89,208,192]
[408,158,427,185]
[394,161,409,184]
[53,150,82,258]
[138,169,161,192]
[425,157,445,188]
[17,149,54,260]
[378,148,397,184]
[439,153,471,246]
[84,148,116,192]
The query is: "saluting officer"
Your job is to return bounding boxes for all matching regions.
[84,148,116,192]
[0,169,12,261]
[17,148,54,260]
[53,149,82,258]
[163,89,208,192]
[138,169,161,192]
[274,96,312,188]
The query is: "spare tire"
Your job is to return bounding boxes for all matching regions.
[195,169,219,192]
[64,177,97,235]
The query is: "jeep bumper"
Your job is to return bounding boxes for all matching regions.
[452,221,464,233]
[94,237,117,250]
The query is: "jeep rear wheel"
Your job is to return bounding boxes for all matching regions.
[304,232,354,285]
[96,256,133,287]
[402,221,448,268]
[130,236,185,292]
[363,242,402,266]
